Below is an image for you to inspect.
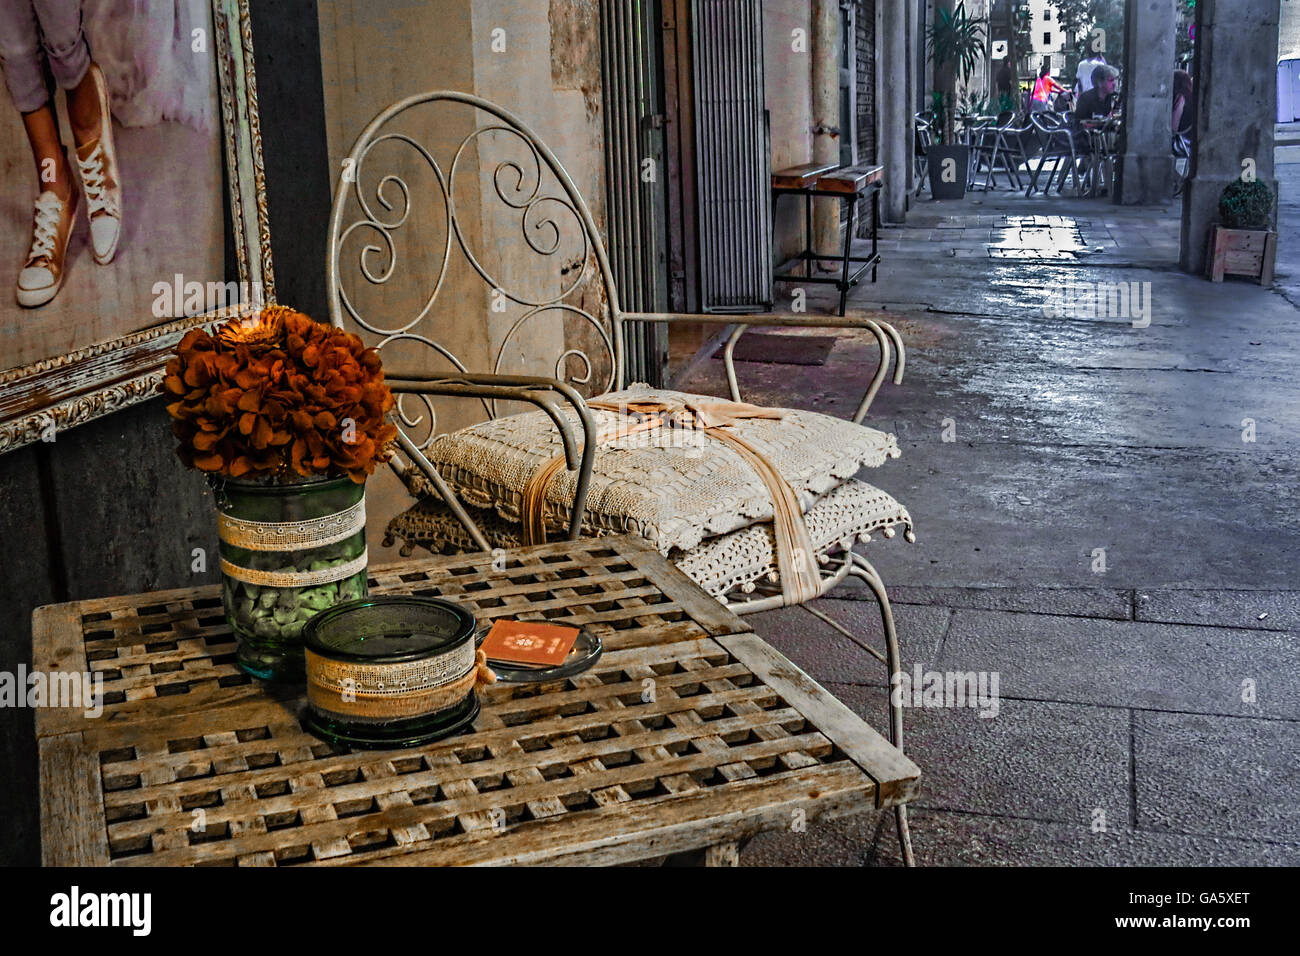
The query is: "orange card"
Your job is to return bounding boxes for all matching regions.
[480,619,580,667]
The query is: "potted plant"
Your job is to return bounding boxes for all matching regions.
[925,0,987,199]
[1208,180,1277,284]
[162,305,398,680]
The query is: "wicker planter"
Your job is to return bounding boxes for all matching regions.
[214,475,368,681]
[1207,226,1277,285]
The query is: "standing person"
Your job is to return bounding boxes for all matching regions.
[1030,64,1065,113]
[0,0,124,308]
[996,58,1013,101]
[1076,51,1108,95]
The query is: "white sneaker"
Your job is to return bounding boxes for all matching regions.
[16,189,79,308]
[74,62,122,265]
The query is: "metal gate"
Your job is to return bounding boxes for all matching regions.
[601,0,670,385]
[691,0,773,312]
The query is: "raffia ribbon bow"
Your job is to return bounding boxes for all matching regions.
[520,395,822,604]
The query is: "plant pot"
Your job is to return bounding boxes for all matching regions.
[213,475,368,681]
[927,144,970,200]
[1206,225,1277,285]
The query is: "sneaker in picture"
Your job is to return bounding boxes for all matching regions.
[16,189,79,308]
[74,62,123,265]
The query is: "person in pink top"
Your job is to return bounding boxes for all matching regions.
[1030,64,1066,113]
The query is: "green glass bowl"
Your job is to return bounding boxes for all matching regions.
[301,596,481,749]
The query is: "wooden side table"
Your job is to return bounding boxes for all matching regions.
[34,535,918,866]
[772,162,883,316]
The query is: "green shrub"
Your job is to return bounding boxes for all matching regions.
[1219,180,1274,230]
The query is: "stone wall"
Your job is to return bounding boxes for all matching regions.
[857,0,877,234]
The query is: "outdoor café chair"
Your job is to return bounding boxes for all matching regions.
[972,110,1032,192]
[326,91,919,864]
[1026,111,1082,196]
[914,111,934,196]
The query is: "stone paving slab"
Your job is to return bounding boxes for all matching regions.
[747,600,951,684]
[1136,589,1300,632]
[933,609,1300,718]
[855,443,1300,593]
[821,684,1130,826]
[935,606,1300,717]
[885,585,1131,620]
[741,809,1300,866]
[888,812,1300,866]
[1135,711,1300,844]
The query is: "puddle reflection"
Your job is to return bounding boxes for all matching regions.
[988,215,1088,260]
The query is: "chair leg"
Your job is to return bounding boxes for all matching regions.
[845,551,916,868]
[1008,144,1026,190]
[985,141,1000,191]
[1028,152,1049,196]
[1042,155,1059,195]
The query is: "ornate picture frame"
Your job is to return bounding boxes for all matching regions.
[0,0,273,454]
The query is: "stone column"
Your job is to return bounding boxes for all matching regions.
[878,0,910,221]
[1116,0,1177,204]
[906,0,920,206]
[812,0,841,260]
[1180,0,1281,273]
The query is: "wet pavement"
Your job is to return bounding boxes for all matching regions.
[673,162,1300,865]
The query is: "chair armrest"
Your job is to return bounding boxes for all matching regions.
[384,372,598,545]
[621,311,904,424]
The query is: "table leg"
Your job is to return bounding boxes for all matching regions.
[771,187,781,245]
[837,197,857,316]
[871,187,879,283]
[705,842,740,867]
[804,191,814,277]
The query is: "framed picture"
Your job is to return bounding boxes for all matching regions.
[0,0,272,453]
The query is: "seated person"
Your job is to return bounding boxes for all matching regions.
[1072,64,1120,149]
[1074,64,1120,124]
[1069,64,1120,193]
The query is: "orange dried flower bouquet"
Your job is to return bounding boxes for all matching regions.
[162,305,398,483]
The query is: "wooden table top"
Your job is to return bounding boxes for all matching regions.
[33,535,918,867]
[771,161,840,189]
[818,163,885,195]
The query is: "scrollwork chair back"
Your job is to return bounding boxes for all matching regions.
[327,91,626,545]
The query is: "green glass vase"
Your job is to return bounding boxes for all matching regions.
[213,475,368,682]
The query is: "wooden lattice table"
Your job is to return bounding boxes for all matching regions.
[33,535,918,866]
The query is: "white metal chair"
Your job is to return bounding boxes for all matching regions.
[327,91,917,863]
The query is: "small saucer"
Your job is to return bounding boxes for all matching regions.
[476,626,603,683]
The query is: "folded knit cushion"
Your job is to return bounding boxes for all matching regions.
[415,384,901,554]
[387,478,914,599]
